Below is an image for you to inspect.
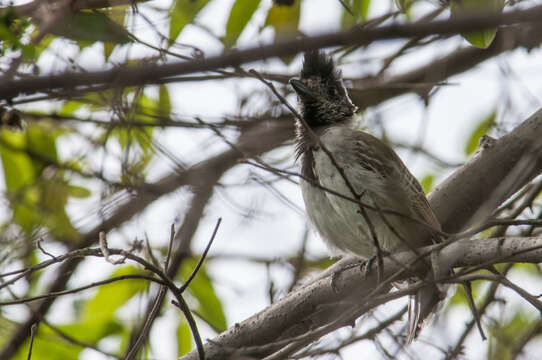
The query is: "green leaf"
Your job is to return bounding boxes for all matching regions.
[488,311,533,360]
[512,263,542,275]
[58,100,84,117]
[13,327,82,360]
[264,0,300,43]
[179,260,227,332]
[68,185,92,198]
[0,124,81,238]
[81,266,148,326]
[51,11,133,44]
[169,0,211,44]
[159,84,172,118]
[20,44,36,61]
[224,0,262,47]
[26,123,59,174]
[450,0,504,49]
[420,174,435,194]
[465,110,496,155]
[447,279,484,308]
[394,0,413,13]
[0,316,17,349]
[103,6,129,61]
[176,318,193,356]
[35,34,55,59]
[0,131,36,191]
[341,0,370,29]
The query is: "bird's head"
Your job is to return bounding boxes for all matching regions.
[290,51,357,128]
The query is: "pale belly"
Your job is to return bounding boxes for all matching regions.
[300,128,413,258]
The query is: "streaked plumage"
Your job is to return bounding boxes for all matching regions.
[290,50,442,342]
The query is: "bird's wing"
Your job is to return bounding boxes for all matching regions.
[353,131,441,231]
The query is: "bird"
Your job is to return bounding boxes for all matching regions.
[289,50,443,343]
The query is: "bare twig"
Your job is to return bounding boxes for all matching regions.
[36,239,56,260]
[172,298,205,360]
[179,217,222,293]
[26,323,37,360]
[0,274,164,306]
[99,232,126,265]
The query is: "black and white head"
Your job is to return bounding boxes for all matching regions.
[290,51,357,128]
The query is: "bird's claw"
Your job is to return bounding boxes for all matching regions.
[361,251,390,280]
[330,260,364,293]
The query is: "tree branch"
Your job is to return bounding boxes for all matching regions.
[2,5,542,100]
[180,236,542,360]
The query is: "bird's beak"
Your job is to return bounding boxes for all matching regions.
[289,79,316,100]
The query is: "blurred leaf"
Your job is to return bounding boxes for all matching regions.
[450,0,504,49]
[0,316,17,348]
[488,311,532,360]
[341,0,370,29]
[512,263,542,275]
[0,124,82,238]
[20,43,36,61]
[0,131,36,191]
[465,110,496,155]
[179,259,227,332]
[68,185,91,198]
[26,123,58,174]
[224,0,261,47]
[159,84,172,118]
[177,318,193,356]
[51,11,133,44]
[62,90,117,113]
[447,279,484,308]
[265,0,300,43]
[58,100,84,117]
[26,266,149,356]
[35,34,55,60]
[104,42,116,61]
[394,0,413,13]
[420,174,435,194]
[13,329,82,360]
[103,6,129,61]
[81,266,148,326]
[169,0,210,44]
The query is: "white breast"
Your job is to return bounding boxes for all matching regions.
[302,127,384,258]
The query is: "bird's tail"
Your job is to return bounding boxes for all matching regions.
[406,272,448,344]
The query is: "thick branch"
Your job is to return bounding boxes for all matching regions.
[181,236,542,360]
[2,5,542,100]
[430,108,542,233]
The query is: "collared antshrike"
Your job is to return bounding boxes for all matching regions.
[290,50,443,342]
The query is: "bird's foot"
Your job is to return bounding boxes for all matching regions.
[361,251,390,280]
[330,261,364,293]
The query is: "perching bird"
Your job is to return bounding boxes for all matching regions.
[290,50,443,342]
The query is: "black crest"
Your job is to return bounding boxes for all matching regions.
[301,50,340,81]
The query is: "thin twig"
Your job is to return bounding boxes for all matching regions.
[0,274,164,306]
[172,299,205,360]
[165,223,175,271]
[26,323,37,360]
[179,218,222,293]
[36,239,56,260]
[99,232,125,265]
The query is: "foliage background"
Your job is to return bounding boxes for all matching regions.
[1,0,542,359]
